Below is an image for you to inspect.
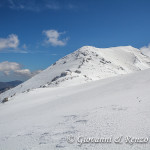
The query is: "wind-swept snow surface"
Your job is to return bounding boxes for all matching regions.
[1,46,150,101]
[0,69,150,150]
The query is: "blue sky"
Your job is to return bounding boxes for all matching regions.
[0,0,150,81]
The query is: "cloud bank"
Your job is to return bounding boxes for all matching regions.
[43,29,68,46]
[0,61,42,81]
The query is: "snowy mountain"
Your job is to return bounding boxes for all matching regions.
[0,67,150,150]
[1,45,150,101]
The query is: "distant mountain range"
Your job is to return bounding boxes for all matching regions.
[0,80,23,94]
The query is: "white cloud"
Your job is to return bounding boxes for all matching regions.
[8,0,60,11]
[0,61,42,81]
[6,0,77,12]
[0,34,19,50]
[14,69,42,77]
[0,61,21,75]
[14,69,32,76]
[43,30,68,46]
[8,0,40,11]
[0,34,28,53]
[140,44,150,57]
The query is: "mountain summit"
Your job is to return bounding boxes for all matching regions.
[1,46,150,101]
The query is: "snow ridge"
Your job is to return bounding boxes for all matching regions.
[1,46,150,101]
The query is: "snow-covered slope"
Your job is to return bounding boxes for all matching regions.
[0,68,150,150]
[1,46,150,101]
